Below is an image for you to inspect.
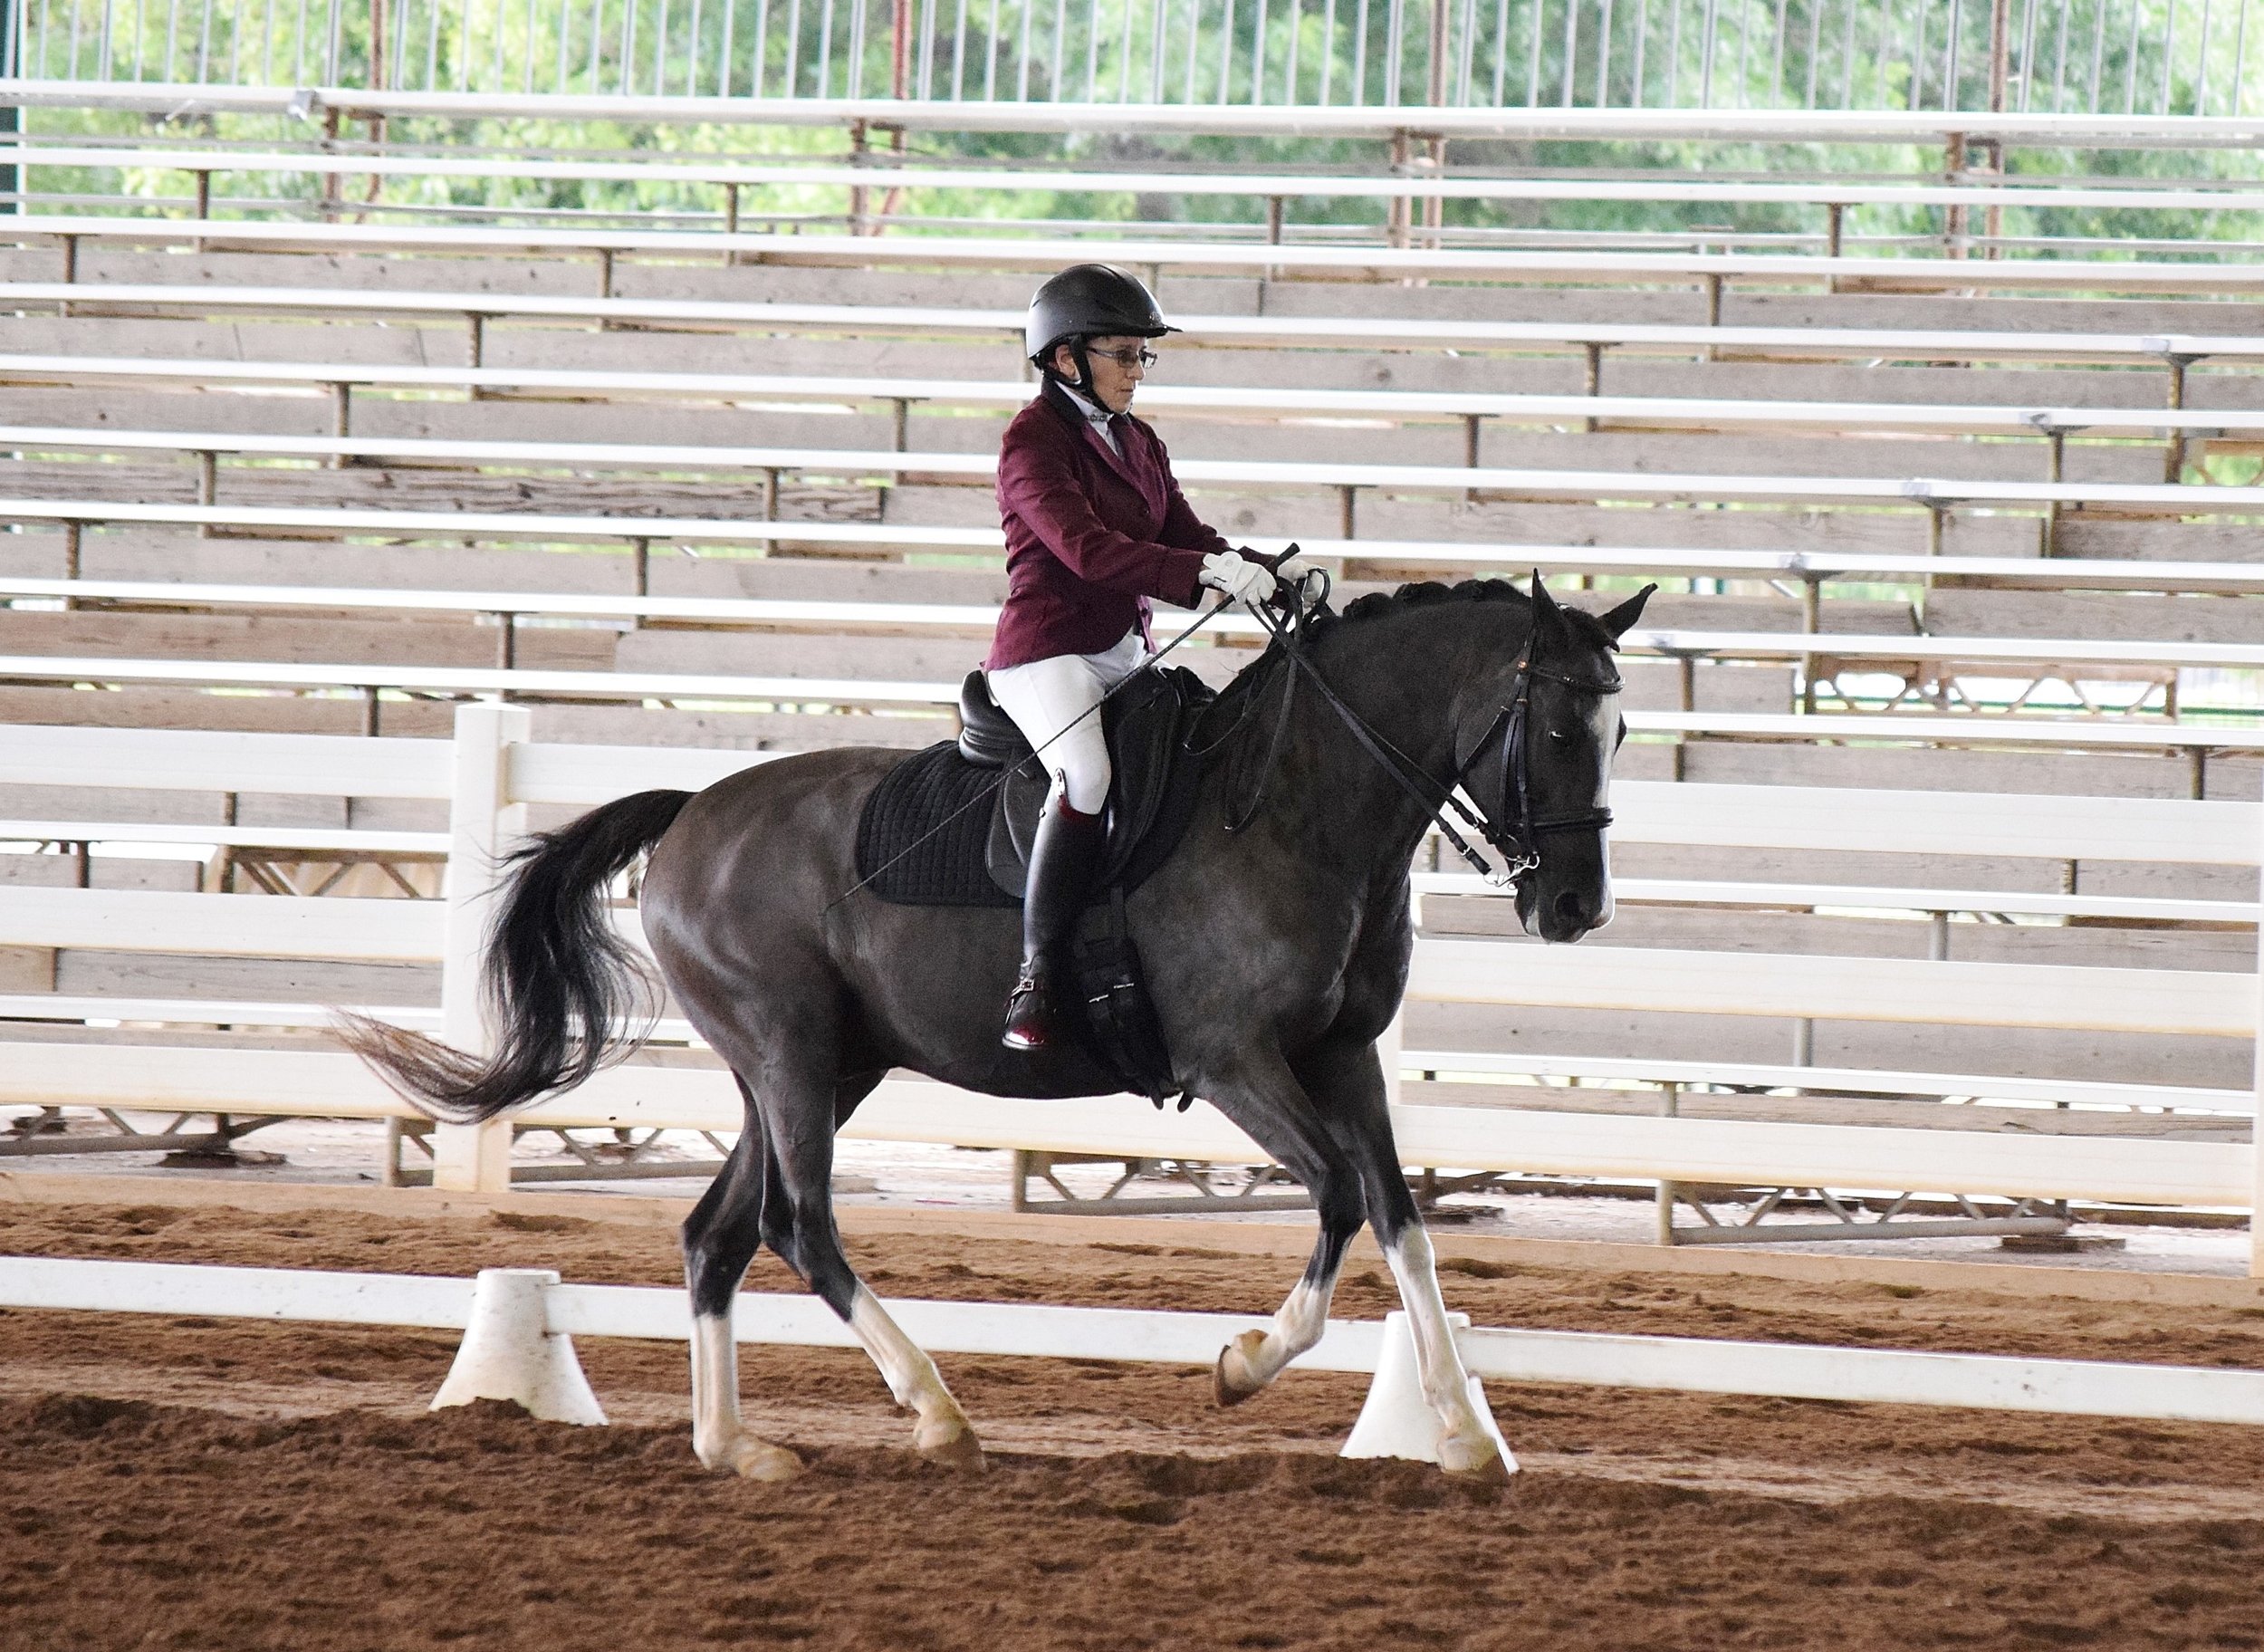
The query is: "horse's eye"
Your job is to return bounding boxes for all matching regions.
[1548,728,1573,745]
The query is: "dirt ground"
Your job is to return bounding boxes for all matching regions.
[8,1198,2264,1650]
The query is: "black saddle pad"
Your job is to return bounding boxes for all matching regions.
[853,664,1214,909]
[854,742,1021,908]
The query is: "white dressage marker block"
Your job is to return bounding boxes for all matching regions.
[431,1269,608,1426]
[1340,1312,1517,1474]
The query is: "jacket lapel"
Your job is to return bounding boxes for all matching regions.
[1042,381,1150,496]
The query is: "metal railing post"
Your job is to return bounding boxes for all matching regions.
[433,700,533,1194]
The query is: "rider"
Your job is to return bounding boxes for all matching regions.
[986,263,1280,1053]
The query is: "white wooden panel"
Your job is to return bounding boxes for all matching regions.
[0,1042,418,1119]
[1611,782,2260,865]
[0,887,443,960]
[0,820,448,853]
[1391,1105,2247,1206]
[0,1256,476,1327]
[0,724,452,798]
[506,741,776,805]
[0,1042,2241,1205]
[1409,940,2258,1039]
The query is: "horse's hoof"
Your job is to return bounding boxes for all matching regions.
[1438,1431,1519,1483]
[704,1437,803,1484]
[915,1416,986,1473]
[1214,1330,1269,1407]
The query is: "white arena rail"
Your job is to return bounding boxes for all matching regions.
[9,1255,2264,1436]
[1,714,2257,1245]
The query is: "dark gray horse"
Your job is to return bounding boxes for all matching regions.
[344,574,1651,1484]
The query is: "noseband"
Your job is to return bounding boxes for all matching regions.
[1236,585,1623,888]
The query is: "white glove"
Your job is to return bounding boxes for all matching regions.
[1199,550,1278,610]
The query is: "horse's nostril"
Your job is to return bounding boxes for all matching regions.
[1553,890,1590,928]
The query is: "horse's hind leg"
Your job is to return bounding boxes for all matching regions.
[682,1081,801,1483]
[741,1056,984,1470]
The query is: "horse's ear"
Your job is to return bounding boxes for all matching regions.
[1596,583,1657,640]
[1529,571,1560,617]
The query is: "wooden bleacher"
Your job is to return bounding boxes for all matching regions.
[1,126,2257,1230]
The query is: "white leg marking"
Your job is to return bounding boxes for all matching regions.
[689,1311,801,1482]
[1382,1227,1516,1478]
[1218,1271,1338,1402]
[848,1287,983,1467]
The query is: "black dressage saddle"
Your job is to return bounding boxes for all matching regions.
[854,664,1214,909]
[852,663,1216,1105]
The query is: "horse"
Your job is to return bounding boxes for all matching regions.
[343,572,1653,1484]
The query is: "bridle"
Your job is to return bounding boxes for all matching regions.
[1232,578,1624,888]
[1450,643,1625,884]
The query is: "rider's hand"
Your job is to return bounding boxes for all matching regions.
[1271,548,1317,585]
[1200,551,1279,610]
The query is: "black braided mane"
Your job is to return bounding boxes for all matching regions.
[1330,577,1620,651]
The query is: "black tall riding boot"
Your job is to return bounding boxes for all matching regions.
[1001,795,1107,1053]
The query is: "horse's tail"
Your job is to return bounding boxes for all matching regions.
[337,789,695,1124]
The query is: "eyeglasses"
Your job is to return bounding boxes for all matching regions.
[1089,346,1158,370]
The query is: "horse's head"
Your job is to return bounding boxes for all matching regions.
[1458,575,1653,944]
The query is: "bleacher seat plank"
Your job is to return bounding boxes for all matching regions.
[24,282,2264,375]
[1429,906,2254,973]
[22,213,2264,299]
[1396,1080,2246,1140]
[1923,589,2264,646]
[1402,999,2254,1090]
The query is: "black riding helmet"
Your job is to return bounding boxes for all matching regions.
[1026,264,1178,392]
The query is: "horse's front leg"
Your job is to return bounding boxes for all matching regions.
[1201,1050,1367,1407]
[1214,1137,1364,1406]
[1315,1043,1516,1481]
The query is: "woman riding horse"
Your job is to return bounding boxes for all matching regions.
[987,263,1281,1052]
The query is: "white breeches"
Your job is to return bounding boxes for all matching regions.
[986,629,1146,814]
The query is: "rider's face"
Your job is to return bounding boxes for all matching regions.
[1054,333,1146,413]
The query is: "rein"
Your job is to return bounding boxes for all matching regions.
[1233,581,1623,888]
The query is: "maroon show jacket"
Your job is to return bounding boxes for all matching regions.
[984,383,1233,672]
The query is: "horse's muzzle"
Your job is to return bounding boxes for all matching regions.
[1521,883,1613,943]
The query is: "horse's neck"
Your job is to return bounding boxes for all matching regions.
[1268,619,1482,876]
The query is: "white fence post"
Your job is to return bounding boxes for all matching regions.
[433,701,532,1194]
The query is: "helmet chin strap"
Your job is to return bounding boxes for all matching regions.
[1041,339,1099,401]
